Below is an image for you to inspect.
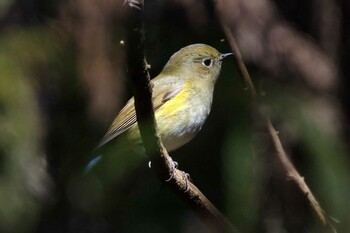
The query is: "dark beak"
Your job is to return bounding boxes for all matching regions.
[219,53,233,61]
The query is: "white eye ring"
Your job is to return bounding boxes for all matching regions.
[202,59,212,67]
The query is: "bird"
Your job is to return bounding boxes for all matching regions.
[86,43,232,172]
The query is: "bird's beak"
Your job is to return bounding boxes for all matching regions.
[219,53,233,61]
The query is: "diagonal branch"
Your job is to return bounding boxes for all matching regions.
[126,1,239,232]
[218,19,335,231]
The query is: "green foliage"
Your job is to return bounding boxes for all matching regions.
[0,28,55,233]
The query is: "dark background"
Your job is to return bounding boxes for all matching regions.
[0,0,349,233]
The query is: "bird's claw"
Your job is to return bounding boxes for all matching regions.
[182,171,191,192]
[149,159,179,182]
[123,0,142,10]
[165,159,178,182]
[149,158,190,192]
[165,163,191,192]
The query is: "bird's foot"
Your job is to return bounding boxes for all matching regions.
[148,159,178,182]
[165,159,178,182]
[182,171,191,192]
[149,159,190,192]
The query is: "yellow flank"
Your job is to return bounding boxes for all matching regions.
[124,81,191,144]
[157,81,191,117]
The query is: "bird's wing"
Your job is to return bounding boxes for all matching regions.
[96,81,184,149]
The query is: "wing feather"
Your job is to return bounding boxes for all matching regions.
[96,82,184,148]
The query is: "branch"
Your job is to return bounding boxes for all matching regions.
[217,15,336,231]
[126,1,239,232]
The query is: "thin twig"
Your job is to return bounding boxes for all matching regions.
[220,21,333,229]
[126,2,239,232]
[265,118,327,223]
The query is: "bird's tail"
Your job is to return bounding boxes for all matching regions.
[84,155,102,174]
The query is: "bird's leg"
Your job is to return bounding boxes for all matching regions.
[165,157,191,192]
[165,158,178,182]
[149,159,191,192]
[182,171,191,192]
[148,159,178,182]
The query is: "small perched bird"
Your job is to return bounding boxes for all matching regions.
[86,44,232,171]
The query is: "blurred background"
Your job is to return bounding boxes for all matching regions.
[0,0,349,232]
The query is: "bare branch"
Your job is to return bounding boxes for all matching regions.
[216,8,335,231]
[264,118,327,224]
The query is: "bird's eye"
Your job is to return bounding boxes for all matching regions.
[202,59,212,67]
